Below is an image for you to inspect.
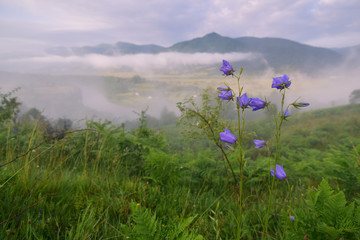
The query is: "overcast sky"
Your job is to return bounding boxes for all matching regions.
[1,0,360,55]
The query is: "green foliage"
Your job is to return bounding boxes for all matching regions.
[177,88,239,190]
[122,202,203,240]
[291,179,360,240]
[1,89,360,240]
[0,88,21,125]
[349,89,360,104]
[323,144,360,199]
[144,149,180,186]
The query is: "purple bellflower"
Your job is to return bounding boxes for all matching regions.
[270,164,287,180]
[217,86,231,91]
[272,74,291,90]
[254,140,266,149]
[220,60,234,76]
[249,98,267,111]
[290,216,295,221]
[237,93,251,109]
[225,144,234,151]
[292,102,310,108]
[282,109,290,119]
[218,90,233,100]
[219,128,237,144]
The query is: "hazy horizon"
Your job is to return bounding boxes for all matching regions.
[1,50,359,123]
[1,0,359,123]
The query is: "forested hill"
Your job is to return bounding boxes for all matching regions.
[46,32,359,74]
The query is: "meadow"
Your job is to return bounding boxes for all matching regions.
[0,75,360,239]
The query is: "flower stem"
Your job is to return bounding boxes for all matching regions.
[236,69,244,240]
[262,89,286,239]
[284,179,293,238]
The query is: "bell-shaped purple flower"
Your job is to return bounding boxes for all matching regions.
[292,102,310,108]
[254,140,266,149]
[290,216,295,221]
[237,93,251,109]
[219,128,237,144]
[249,98,267,111]
[270,164,287,180]
[217,86,231,91]
[282,109,290,119]
[220,60,234,76]
[218,90,233,100]
[272,74,291,90]
[225,144,234,151]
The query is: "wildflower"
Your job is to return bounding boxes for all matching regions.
[217,86,231,91]
[220,60,234,76]
[282,109,290,119]
[219,127,237,144]
[249,98,268,111]
[225,144,234,151]
[253,140,266,149]
[272,74,291,90]
[218,90,233,100]
[290,216,295,221]
[292,102,310,108]
[270,164,287,180]
[237,93,251,109]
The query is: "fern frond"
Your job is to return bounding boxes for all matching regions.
[317,222,341,239]
[131,203,161,240]
[168,216,196,239]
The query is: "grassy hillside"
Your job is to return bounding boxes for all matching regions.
[0,101,359,239]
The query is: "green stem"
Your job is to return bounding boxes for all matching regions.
[284,179,293,236]
[236,69,245,240]
[267,147,272,185]
[262,89,286,239]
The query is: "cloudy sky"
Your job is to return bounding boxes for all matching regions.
[1,0,360,55]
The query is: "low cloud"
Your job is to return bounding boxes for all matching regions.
[4,52,260,74]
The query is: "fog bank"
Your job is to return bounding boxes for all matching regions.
[0,50,359,123]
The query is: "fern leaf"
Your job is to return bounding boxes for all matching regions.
[131,203,161,240]
[168,216,196,239]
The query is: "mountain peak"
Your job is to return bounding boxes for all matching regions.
[203,32,222,38]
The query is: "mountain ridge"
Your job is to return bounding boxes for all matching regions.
[46,32,359,74]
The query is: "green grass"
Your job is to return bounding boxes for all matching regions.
[0,104,360,239]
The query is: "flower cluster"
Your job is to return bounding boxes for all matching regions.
[218,60,310,181]
[218,61,269,111]
[217,89,268,111]
[215,60,311,237]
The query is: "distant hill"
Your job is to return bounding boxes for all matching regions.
[46,32,355,74]
[168,32,343,73]
[333,44,360,68]
[46,42,165,56]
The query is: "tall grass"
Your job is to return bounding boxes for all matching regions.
[0,104,360,239]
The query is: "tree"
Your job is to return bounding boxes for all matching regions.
[0,88,21,125]
[349,89,360,104]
